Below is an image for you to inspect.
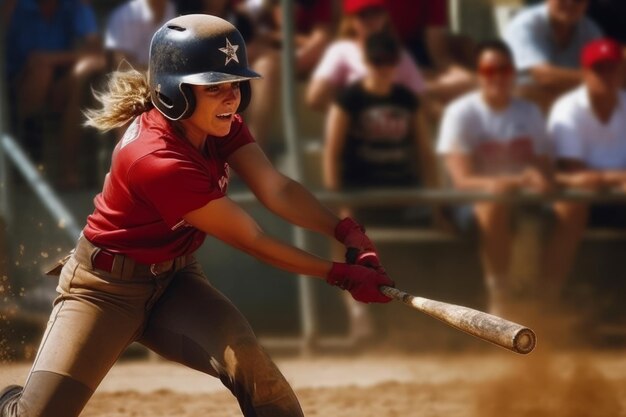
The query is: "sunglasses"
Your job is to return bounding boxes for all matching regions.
[478,64,514,78]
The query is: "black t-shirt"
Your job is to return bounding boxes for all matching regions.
[336,82,420,188]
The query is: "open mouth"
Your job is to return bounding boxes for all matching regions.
[216,112,233,120]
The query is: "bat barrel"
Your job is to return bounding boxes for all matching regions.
[381,286,537,354]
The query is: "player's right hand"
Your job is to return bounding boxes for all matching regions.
[326,262,394,304]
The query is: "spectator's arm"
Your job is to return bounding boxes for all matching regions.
[424,27,452,71]
[296,24,332,75]
[414,109,438,188]
[323,104,349,191]
[529,64,582,90]
[599,170,626,186]
[443,153,523,192]
[307,77,336,111]
[555,158,605,189]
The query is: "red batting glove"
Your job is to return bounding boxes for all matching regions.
[326,262,394,304]
[334,217,381,269]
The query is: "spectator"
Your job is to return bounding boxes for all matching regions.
[105,0,177,71]
[437,40,554,315]
[386,0,476,115]
[241,0,334,146]
[306,0,426,112]
[324,32,437,341]
[4,0,106,188]
[503,0,602,112]
[547,38,626,300]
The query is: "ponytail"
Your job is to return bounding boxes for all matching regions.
[84,68,153,131]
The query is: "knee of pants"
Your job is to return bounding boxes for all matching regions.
[217,338,293,404]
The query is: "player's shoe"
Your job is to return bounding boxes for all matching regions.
[0,385,22,416]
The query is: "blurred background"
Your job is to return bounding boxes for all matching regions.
[1,0,626,415]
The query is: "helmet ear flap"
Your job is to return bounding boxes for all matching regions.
[237,81,252,113]
[179,83,196,119]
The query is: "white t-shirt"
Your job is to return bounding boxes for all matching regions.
[311,40,426,94]
[105,0,177,69]
[437,91,548,175]
[548,86,626,169]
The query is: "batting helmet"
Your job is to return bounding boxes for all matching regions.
[148,14,261,120]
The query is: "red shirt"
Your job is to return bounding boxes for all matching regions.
[296,0,333,34]
[386,0,448,42]
[84,109,254,264]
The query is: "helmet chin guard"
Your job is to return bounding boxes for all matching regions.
[149,14,261,120]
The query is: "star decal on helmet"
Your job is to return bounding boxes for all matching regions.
[219,38,240,65]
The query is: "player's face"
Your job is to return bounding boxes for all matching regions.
[187,82,242,137]
[547,0,589,26]
[477,50,515,102]
[584,60,624,96]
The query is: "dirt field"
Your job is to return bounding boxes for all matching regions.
[2,346,625,417]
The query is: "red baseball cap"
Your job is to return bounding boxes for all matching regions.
[344,0,386,15]
[581,38,623,68]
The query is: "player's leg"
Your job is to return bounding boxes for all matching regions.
[473,202,514,314]
[138,261,304,417]
[1,251,155,417]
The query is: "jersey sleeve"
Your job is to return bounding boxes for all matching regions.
[311,42,349,86]
[129,154,224,229]
[217,115,255,160]
[547,100,585,161]
[436,98,475,155]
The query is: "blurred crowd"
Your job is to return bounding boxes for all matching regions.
[2,0,626,334]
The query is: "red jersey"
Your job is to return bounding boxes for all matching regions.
[84,108,254,264]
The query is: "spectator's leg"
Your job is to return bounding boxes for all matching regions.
[15,53,62,161]
[16,53,57,122]
[245,49,281,148]
[473,202,513,314]
[541,202,588,301]
[57,53,107,188]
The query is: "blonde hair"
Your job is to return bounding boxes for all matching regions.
[84,68,153,132]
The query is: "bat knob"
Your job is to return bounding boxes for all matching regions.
[513,328,537,354]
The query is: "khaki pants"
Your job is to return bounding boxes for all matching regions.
[2,237,303,417]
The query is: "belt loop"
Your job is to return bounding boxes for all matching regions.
[89,247,102,271]
[110,255,124,277]
[174,256,183,272]
[120,256,136,280]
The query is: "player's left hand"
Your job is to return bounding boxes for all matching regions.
[334,217,382,270]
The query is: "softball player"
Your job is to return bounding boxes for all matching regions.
[0,15,393,417]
